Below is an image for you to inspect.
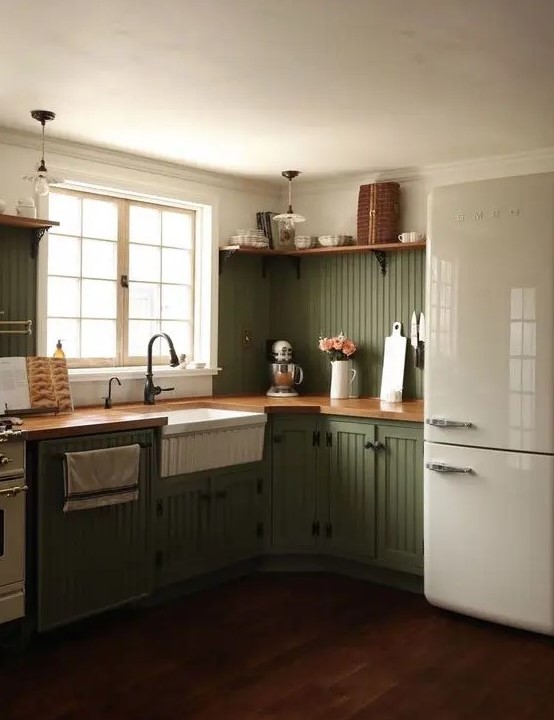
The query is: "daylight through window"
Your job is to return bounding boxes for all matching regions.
[47,189,195,366]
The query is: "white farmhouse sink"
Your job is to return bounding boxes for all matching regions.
[161,408,266,436]
[160,407,267,477]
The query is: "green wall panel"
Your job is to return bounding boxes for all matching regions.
[217,249,425,398]
[214,255,270,395]
[269,250,425,399]
[0,228,37,357]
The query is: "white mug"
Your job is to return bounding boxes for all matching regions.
[398,232,424,243]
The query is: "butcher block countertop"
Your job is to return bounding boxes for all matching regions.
[19,395,424,440]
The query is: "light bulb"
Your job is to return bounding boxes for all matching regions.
[34,174,49,196]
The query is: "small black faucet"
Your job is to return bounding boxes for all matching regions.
[144,333,180,405]
[102,376,121,409]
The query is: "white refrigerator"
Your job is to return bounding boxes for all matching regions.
[424,172,554,635]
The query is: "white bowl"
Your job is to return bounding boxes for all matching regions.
[318,234,353,247]
[294,235,317,249]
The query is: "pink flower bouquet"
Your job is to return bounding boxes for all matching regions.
[318,332,357,361]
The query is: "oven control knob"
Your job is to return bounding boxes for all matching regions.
[0,454,12,465]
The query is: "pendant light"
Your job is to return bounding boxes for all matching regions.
[23,110,63,196]
[273,170,306,231]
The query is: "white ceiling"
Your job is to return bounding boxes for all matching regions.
[1,0,553,179]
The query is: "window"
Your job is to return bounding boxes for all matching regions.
[46,189,196,367]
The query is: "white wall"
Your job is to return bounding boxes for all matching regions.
[0,129,280,406]
[289,148,554,240]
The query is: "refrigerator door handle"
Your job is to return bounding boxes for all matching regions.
[426,417,474,428]
[426,461,474,474]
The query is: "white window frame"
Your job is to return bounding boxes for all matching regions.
[37,182,217,378]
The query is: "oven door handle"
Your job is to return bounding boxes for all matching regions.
[0,484,28,497]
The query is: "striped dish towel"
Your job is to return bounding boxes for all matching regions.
[63,444,140,512]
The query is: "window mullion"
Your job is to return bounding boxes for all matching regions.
[117,198,130,366]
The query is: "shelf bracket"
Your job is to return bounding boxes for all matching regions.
[374,251,388,276]
[219,247,239,275]
[31,227,48,259]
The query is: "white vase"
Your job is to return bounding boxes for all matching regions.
[330,360,356,399]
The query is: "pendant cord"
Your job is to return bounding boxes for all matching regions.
[41,121,45,165]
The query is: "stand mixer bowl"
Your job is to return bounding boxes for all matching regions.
[267,363,304,397]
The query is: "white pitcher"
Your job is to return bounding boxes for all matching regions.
[330,360,356,399]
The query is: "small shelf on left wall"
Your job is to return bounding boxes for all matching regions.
[0,215,60,258]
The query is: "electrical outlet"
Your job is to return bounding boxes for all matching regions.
[242,330,253,348]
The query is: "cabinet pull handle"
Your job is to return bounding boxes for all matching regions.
[273,434,283,444]
[311,521,320,537]
[426,462,474,474]
[373,441,385,452]
[0,484,27,497]
[364,440,374,450]
[426,417,473,428]
[325,522,332,538]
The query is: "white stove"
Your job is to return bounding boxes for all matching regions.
[0,420,27,625]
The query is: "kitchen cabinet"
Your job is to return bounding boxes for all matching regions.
[155,462,265,588]
[325,420,376,561]
[35,428,154,632]
[374,423,423,574]
[270,415,423,575]
[270,416,319,552]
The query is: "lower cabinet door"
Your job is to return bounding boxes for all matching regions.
[155,473,211,587]
[326,420,377,561]
[375,424,423,575]
[209,465,264,565]
[36,429,154,632]
[271,417,318,552]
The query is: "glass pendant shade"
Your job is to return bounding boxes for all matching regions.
[274,170,305,224]
[23,110,63,196]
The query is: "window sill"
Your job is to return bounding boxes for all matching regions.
[68,366,221,383]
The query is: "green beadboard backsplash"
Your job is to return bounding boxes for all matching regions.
[0,228,37,358]
[215,249,425,399]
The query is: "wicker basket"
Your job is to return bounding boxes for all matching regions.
[357,182,400,245]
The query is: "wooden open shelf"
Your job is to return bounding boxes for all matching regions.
[0,214,60,231]
[0,214,60,258]
[219,241,426,276]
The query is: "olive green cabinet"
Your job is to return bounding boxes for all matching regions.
[270,416,319,552]
[155,463,265,588]
[36,428,155,632]
[375,424,424,574]
[154,472,212,587]
[270,415,423,575]
[325,420,376,561]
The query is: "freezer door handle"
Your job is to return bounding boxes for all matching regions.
[426,462,474,474]
[426,417,473,428]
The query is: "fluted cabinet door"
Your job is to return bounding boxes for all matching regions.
[375,424,424,575]
[37,429,154,632]
[155,473,211,587]
[271,417,318,552]
[326,420,377,561]
[209,465,264,565]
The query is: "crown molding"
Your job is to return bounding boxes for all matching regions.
[0,127,281,196]
[293,166,422,195]
[294,146,554,194]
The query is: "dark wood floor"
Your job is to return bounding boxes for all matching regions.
[1,573,554,719]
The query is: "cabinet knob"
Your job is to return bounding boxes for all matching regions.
[364,441,374,450]
[0,454,13,465]
[373,441,385,452]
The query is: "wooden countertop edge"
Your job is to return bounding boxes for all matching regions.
[21,395,423,440]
